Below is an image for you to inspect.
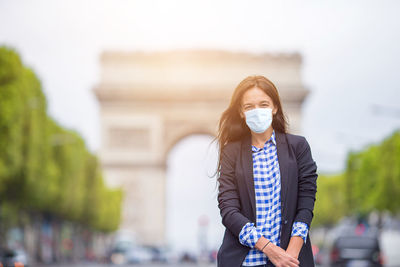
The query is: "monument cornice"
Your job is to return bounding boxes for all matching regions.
[100,49,302,64]
[93,84,309,103]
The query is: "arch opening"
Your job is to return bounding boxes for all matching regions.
[165,133,224,257]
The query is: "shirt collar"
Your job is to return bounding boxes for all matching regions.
[251,129,276,152]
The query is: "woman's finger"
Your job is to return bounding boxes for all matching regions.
[288,256,300,265]
[290,257,300,267]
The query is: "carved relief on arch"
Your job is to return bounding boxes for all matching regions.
[108,127,151,150]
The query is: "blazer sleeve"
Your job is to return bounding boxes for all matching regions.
[217,142,252,238]
[294,137,318,227]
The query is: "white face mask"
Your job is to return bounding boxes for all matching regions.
[244,108,273,133]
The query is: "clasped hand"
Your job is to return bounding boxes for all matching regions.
[263,242,299,267]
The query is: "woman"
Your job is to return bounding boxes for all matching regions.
[216,75,318,267]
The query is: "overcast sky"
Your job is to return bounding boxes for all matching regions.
[1,0,400,172]
[1,0,400,252]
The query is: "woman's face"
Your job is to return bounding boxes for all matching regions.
[239,86,278,120]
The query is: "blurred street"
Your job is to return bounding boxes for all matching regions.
[36,264,216,267]
[34,262,324,267]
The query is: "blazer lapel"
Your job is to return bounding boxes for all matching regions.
[276,131,289,218]
[241,133,257,223]
[241,131,289,225]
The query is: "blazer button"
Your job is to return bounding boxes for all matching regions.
[284,219,288,224]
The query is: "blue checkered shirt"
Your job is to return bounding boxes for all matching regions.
[238,130,309,266]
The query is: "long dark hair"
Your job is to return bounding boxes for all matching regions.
[212,75,288,178]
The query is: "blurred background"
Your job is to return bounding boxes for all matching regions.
[0,0,400,266]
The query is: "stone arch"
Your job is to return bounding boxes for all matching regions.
[93,49,309,246]
[163,127,217,163]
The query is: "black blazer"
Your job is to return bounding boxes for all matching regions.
[217,130,318,267]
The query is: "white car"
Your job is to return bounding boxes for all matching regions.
[126,246,153,264]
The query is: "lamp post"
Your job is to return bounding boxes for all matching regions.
[197,214,209,262]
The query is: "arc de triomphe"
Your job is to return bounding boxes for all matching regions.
[93,50,309,246]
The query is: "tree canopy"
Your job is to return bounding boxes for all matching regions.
[0,46,122,232]
[312,129,400,227]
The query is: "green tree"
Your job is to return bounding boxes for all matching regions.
[312,174,347,227]
[0,46,122,233]
[345,130,400,216]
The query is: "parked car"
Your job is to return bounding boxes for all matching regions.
[330,234,384,267]
[179,251,197,263]
[143,245,175,263]
[125,246,153,264]
[108,241,153,265]
[108,240,132,265]
[0,248,30,267]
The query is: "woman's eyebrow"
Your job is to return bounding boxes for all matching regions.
[243,102,254,106]
[243,100,269,106]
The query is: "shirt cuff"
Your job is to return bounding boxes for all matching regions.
[238,222,262,248]
[291,221,308,244]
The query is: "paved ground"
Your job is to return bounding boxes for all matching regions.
[36,263,216,267]
[35,263,324,267]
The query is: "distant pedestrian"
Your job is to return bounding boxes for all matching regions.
[215,75,318,267]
